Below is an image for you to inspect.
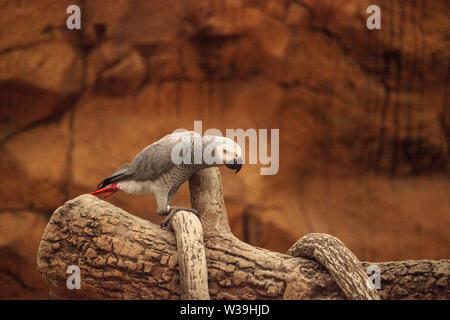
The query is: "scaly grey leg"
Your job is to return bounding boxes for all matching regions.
[160,206,199,229]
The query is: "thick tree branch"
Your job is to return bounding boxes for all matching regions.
[168,211,210,300]
[37,168,449,299]
[288,233,381,300]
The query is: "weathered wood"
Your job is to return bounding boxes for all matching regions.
[36,193,342,299]
[168,211,210,300]
[288,233,381,300]
[188,168,231,237]
[37,168,449,300]
[361,260,449,299]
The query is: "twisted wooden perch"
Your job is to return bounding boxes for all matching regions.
[37,168,449,300]
[168,211,209,299]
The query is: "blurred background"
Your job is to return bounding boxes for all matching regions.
[0,0,448,299]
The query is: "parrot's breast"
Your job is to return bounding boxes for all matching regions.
[117,164,204,196]
[159,164,198,187]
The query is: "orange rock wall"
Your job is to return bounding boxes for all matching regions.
[0,0,448,299]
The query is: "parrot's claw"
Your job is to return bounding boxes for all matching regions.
[160,211,177,229]
[160,206,199,229]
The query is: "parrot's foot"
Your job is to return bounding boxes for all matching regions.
[160,206,199,229]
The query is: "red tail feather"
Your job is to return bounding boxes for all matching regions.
[90,183,119,199]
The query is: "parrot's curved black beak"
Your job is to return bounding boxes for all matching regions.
[225,157,242,174]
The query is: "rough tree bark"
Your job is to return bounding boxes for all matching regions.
[168,211,210,300]
[288,234,381,300]
[37,168,449,300]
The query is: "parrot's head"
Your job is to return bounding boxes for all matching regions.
[214,137,243,173]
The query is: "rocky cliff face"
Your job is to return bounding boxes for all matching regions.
[0,0,448,298]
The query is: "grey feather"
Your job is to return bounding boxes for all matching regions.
[95,131,237,192]
[96,131,204,189]
[131,131,202,181]
[96,163,133,188]
[94,131,242,218]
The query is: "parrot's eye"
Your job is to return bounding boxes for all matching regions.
[223,149,227,154]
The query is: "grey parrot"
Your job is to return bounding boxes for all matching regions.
[90,131,242,227]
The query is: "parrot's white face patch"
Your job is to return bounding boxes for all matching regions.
[170,133,243,166]
[171,122,279,175]
[215,139,242,164]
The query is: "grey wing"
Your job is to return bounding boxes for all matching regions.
[131,131,200,181]
[96,162,133,189]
